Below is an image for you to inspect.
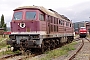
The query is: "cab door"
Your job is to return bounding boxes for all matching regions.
[47,15,50,34]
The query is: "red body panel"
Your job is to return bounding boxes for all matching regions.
[79,29,87,34]
[4,32,11,35]
[11,8,73,35]
[11,20,40,32]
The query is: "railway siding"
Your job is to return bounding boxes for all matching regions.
[72,38,90,60]
[13,41,78,60]
[0,36,81,60]
[0,35,86,60]
[51,39,81,60]
[38,41,78,60]
[64,39,83,60]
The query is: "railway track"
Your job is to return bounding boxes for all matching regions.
[66,37,90,60]
[0,53,22,60]
[0,50,41,60]
[85,37,90,42]
[1,37,89,60]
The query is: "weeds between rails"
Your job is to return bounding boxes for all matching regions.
[1,37,76,60]
[68,37,90,60]
[0,53,22,60]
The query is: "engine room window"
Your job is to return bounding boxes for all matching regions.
[56,18,58,24]
[59,20,63,25]
[70,24,72,27]
[39,14,45,21]
[63,21,64,25]
[54,17,55,24]
[50,25,53,32]
[51,16,53,23]
[66,22,69,26]
[26,11,36,20]
[13,12,22,20]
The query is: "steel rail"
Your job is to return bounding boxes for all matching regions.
[0,53,22,60]
[85,38,90,42]
[65,38,84,60]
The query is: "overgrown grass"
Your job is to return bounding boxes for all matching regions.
[0,41,7,48]
[0,35,9,48]
[0,35,9,38]
[41,42,77,60]
[0,50,20,56]
[0,38,5,42]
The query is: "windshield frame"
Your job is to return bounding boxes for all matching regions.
[13,11,23,20]
[25,11,37,20]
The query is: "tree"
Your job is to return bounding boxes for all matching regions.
[0,14,7,31]
[3,24,7,31]
[1,14,4,28]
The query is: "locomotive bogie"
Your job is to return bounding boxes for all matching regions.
[80,33,87,38]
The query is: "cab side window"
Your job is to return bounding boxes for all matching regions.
[26,11,36,20]
[39,14,45,21]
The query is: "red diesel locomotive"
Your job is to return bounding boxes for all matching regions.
[79,27,87,38]
[7,6,74,53]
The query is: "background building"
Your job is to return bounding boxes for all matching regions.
[86,22,90,34]
[73,21,87,34]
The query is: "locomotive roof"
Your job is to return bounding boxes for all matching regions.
[14,6,70,21]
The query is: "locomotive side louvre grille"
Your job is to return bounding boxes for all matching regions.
[65,27,73,33]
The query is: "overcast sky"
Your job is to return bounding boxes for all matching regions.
[0,0,90,27]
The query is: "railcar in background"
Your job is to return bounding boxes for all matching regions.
[7,6,74,53]
[79,27,87,38]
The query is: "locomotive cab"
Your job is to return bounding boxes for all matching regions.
[79,27,87,38]
[11,10,39,32]
[8,6,47,51]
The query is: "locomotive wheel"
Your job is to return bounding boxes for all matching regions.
[67,39,69,43]
[41,41,45,53]
[25,50,31,56]
[69,37,72,43]
[56,39,60,47]
[47,45,50,51]
[50,40,54,50]
[52,40,55,49]
[45,40,51,51]
[20,47,26,55]
[67,37,70,43]
[13,47,18,52]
